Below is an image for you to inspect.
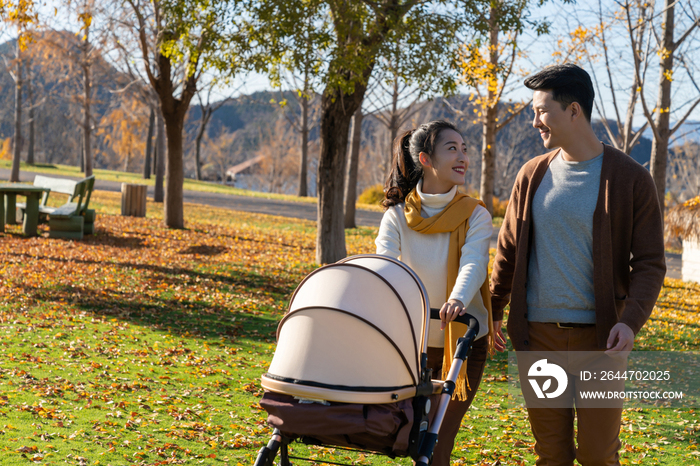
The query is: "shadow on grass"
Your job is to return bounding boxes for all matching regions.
[85,226,314,254]
[7,251,293,296]
[179,245,229,256]
[18,282,282,343]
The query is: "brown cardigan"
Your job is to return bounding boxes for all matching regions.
[490,144,666,351]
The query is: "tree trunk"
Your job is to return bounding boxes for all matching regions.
[82,53,93,177]
[316,81,368,264]
[384,75,400,178]
[10,41,22,183]
[480,104,497,215]
[298,96,309,197]
[144,106,154,179]
[194,108,211,182]
[164,114,185,228]
[649,0,674,221]
[27,66,35,165]
[344,107,363,229]
[79,134,84,172]
[124,149,132,172]
[479,10,499,215]
[153,137,158,177]
[389,75,400,148]
[621,8,648,155]
[154,107,166,203]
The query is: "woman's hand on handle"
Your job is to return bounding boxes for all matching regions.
[439,299,466,330]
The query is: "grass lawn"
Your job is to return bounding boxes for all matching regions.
[0,190,697,465]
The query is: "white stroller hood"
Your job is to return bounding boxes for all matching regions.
[261,255,431,404]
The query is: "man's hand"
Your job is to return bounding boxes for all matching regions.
[493,320,507,352]
[605,322,635,353]
[439,299,465,330]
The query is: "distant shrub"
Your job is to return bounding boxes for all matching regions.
[492,197,509,218]
[358,184,385,205]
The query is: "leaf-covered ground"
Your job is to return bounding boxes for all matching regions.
[0,190,698,465]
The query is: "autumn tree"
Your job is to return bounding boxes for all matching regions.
[265,1,327,198]
[251,118,302,194]
[551,0,653,157]
[113,0,244,228]
[669,140,700,203]
[624,0,700,218]
[344,107,363,228]
[202,130,239,183]
[105,9,163,195]
[97,92,148,172]
[2,0,38,182]
[192,78,234,181]
[457,0,551,214]
[40,0,108,177]
[344,9,460,227]
[251,0,464,263]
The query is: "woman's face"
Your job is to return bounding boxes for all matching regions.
[419,129,468,194]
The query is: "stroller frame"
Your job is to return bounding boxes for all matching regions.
[254,255,481,466]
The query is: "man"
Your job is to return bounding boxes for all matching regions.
[490,63,666,465]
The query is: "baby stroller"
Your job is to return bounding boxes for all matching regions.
[255,254,480,466]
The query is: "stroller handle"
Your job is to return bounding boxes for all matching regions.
[429,308,480,336]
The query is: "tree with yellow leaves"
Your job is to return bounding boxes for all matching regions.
[623,0,700,220]
[97,93,148,172]
[553,0,651,156]
[1,0,38,182]
[109,0,246,230]
[456,0,553,214]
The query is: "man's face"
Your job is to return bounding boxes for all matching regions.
[532,90,570,150]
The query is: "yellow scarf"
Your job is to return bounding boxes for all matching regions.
[404,188,494,401]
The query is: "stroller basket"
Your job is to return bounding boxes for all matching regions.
[257,254,480,466]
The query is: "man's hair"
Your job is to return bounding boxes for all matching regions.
[524,63,594,122]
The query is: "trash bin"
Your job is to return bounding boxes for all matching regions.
[121,183,147,217]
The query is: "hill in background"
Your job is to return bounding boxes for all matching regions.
[0,33,668,200]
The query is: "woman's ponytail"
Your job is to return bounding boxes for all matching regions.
[382,130,422,208]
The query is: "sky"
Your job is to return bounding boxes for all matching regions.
[9,0,700,144]
[224,0,699,143]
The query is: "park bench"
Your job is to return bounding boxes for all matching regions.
[17,175,96,239]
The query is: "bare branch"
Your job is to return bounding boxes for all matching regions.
[670,97,700,136]
[673,12,700,49]
[496,99,530,132]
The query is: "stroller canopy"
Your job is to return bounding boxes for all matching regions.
[262,254,431,404]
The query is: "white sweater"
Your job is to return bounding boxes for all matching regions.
[375,181,492,346]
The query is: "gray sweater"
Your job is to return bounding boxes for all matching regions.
[526,152,603,324]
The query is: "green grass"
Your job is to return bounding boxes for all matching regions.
[0,190,697,465]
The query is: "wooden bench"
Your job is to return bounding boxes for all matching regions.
[17,175,96,239]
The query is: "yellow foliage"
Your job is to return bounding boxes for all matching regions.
[492,197,509,218]
[357,184,384,206]
[97,95,148,170]
[4,0,38,50]
[552,24,601,65]
[0,137,12,160]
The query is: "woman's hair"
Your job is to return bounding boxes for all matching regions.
[382,120,460,208]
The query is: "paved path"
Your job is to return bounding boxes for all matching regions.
[1,168,681,279]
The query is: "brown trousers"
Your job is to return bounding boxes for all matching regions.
[525,322,623,466]
[426,335,488,466]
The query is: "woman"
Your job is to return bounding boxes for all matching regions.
[375,120,494,466]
